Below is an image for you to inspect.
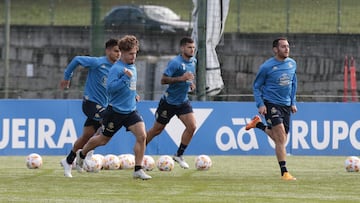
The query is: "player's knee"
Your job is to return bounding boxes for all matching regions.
[187,124,196,134]
[97,135,111,146]
[137,133,147,143]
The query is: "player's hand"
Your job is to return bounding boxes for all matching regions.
[182,71,194,82]
[135,95,140,102]
[124,68,133,77]
[189,82,196,91]
[60,80,70,89]
[291,105,297,113]
[258,106,267,116]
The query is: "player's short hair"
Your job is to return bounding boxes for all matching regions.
[105,38,119,49]
[273,37,288,48]
[118,35,139,52]
[180,37,194,46]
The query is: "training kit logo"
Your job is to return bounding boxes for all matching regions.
[150,108,213,146]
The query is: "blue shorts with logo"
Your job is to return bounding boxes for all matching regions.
[264,101,291,134]
[155,98,193,125]
[101,106,143,137]
[82,98,106,129]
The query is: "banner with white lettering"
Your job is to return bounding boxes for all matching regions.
[0,100,359,156]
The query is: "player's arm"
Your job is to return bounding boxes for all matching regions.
[253,66,266,109]
[107,67,132,94]
[161,72,194,85]
[290,72,298,113]
[61,56,98,89]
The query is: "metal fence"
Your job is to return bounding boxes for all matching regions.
[1,0,360,101]
[2,0,360,33]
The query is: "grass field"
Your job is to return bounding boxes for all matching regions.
[0,155,358,202]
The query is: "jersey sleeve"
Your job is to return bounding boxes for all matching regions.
[107,65,131,94]
[291,71,297,106]
[63,56,99,80]
[163,60,178,77]
[253,65,266,108]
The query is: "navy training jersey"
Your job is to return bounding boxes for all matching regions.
[63,56,112,107]
[253,57,297,108]
[107,60,137,114]
[162,55,197,105]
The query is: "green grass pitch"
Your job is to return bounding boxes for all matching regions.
[0,155,358,202]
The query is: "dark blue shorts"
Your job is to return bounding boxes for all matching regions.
[101,106,144,137]
[82,99,106,129]
[264,101,291,134]
[155,98,193,125]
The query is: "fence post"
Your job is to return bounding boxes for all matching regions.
[350,57,358,102]
[343,56,348,102]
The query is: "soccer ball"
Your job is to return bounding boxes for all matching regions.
[195,155,212,170]
[344,156,360,172]
[118,154,135,170]
[142,155,155,171]
[103,154,120,170]
[83,155,103,173]
[93,154,105,169]
[26,153,43,169]
[156,155,174,171]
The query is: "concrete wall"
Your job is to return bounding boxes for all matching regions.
[0,26,359,102]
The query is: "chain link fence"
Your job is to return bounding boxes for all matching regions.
[1,0,360,101]
[2,0,360,33]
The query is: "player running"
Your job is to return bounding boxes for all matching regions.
[60,39,120,178]
[146,37,197,169]
[246,37,297,181]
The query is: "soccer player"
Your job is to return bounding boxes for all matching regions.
[76,35,151,180]
[60,39,120,178]
[146,37,197,169]
[246,37,297,181]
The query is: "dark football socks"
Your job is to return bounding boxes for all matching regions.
[256,122,267,131]
[176,143,188,156]
[66,150,76,164]
[279,161,288,176]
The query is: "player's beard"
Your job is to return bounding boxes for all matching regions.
[184,52,194,58]
[278,52,289,60]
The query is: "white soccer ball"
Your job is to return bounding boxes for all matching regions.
[103,154,120,170]
[118,154,135,170]
[345,156,360,172]
[93,154,105,169]
[142,155,155,171]
[26,153,43,169]
[195,155,212,170]
[156,155,174,171]
[83,155,103,173]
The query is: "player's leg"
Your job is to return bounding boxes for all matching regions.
[127,111,151,180]
[61,100,102,177]
[267,104,296,180]
[171,112,196,169]
[75,132,111,172]
[73,122,100,152]
[68,120,99,162]
[146,98,173,145]
[270,123,287,163]
[146,121,166,145]
[178,112,196,146]
[76,106,117,171]
[61,124,98,177]
[173,102,196,169]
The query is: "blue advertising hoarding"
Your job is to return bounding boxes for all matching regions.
[0,99,359,156]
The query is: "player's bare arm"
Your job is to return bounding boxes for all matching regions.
[161,72,194,84]
[60,80,70,89]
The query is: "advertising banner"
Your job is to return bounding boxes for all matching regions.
[0,100,359,156]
